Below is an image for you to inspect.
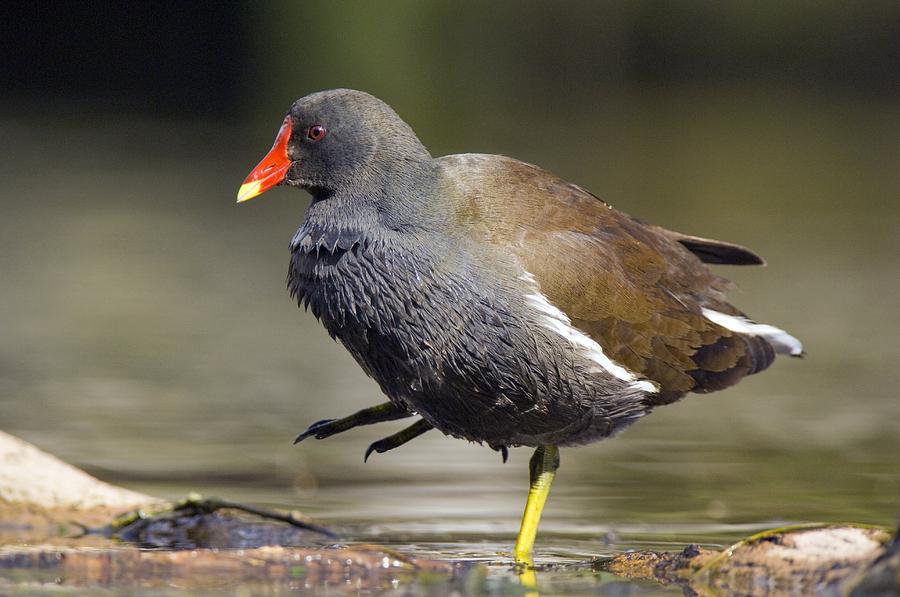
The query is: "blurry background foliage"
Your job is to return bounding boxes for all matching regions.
[0,1,897,546]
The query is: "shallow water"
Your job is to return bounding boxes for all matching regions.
[1,89,898,593]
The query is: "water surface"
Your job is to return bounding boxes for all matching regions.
[1,89,897,593]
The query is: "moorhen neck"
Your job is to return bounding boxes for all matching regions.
[237,88,802,566]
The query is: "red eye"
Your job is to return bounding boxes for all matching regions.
[307,125,326,141]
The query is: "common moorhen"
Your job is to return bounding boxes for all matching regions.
[237,89,801,564]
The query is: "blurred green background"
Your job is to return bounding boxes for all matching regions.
[1,1,897,560]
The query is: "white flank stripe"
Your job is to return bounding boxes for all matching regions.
[701,308,803,356]
[519,273,658,393]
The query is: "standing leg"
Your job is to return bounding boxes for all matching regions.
[514,445,560,565]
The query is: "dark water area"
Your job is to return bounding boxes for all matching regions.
[1,87,897,593]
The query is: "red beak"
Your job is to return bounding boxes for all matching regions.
[237,115,293,203]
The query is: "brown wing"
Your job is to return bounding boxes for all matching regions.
[443,154,774,404]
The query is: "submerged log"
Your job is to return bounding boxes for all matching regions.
[0,431,465,591]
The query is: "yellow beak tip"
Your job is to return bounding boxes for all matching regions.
[236,181,263,204]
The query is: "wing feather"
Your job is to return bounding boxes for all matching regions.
[442,154,775,400]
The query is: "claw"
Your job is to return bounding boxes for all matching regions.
[498,446,509,463]
[362,442,380,463]
[364,419,433,462]
[293,419,336,444]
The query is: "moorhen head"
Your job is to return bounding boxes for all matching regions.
[237,89,802,565]
[239,90,440,233]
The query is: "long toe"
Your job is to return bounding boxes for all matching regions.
[363,419,433,462]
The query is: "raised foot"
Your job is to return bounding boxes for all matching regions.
[293,402,412,445]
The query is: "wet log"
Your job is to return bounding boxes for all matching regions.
[594,523,898,595]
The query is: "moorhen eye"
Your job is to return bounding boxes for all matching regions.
[307,125,326,141]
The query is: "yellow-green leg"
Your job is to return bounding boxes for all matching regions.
[514,445,560,565]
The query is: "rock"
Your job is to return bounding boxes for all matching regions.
[0,431,167,544]
[0,431,161,511]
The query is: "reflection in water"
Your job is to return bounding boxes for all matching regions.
[0,89,898,593]
[519,565,539,596]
